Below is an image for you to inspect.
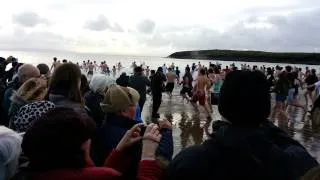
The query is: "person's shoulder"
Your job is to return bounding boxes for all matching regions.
[170,143,213,166]
[167,143,218,179]
[81,167,122,179]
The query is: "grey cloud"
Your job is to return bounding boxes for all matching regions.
[84,15,124,32]
[0,30,68,51]
[137,19,155,34]
[111,23,124,32]
[140,8,320,52]
[84,15,111,31]
[12,12,49,28]
[0,29,109,52]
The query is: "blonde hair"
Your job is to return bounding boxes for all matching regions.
[17,77,48,101]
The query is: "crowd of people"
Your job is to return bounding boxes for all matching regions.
[1,55,320,179]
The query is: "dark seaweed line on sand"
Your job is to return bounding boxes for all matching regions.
[168,49,320,65]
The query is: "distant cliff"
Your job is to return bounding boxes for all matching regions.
[168,49,320,65]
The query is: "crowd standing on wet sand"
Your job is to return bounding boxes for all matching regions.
[2,56,320,180]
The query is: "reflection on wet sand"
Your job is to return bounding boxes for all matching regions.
[142,87,320,161]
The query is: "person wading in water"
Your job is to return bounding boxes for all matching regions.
[191,68,212,118]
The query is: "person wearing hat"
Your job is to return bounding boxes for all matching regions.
[151,67,167,118]
[166,70,317,180]
[92,85,173,179]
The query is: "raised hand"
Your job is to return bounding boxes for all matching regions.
[116,123,144,151]
[159,120,172,130]
[141,123,162,160]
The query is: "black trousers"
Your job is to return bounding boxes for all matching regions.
[311,96,320,113]
[139,97,146,113]
[152,93,162,115]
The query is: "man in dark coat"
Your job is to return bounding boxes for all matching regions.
[128,66,150,112]
[151,67,167,118]
[116,72,129,87]
[166,70,318,180]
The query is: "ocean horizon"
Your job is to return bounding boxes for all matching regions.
[1,50,319,72]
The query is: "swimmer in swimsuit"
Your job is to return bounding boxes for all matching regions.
[191,68,212,118]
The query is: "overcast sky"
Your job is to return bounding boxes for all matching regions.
[0,0,320,55]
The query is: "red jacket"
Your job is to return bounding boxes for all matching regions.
[32,149,162,180]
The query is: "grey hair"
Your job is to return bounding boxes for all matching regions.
[17,64,39,83]
[0,126,22,180]
[89,74,116,95]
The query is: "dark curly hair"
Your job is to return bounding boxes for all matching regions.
[218,70,270,125]
[22,107,96,172]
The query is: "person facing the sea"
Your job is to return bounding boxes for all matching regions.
[270,71,289,121]
[128,66,151,112]
[145,66,150,77]
[191,68,211,118]
[93,85,173,179]
[305,69,318,107]
[48,63,89,117]
[50,57,59,72]
[87,62,94,79]
[162,64,167,74]
[175,67,180,83]
[166,70,318,180]
[85,74,115,127]
[112,66,116,77]
[0,126,22,180]
[8,77,48,129]
[2,64,40,127]
[180,67,193,103]
[20,107,164,180]
[151,67,167,118]
[166,68,176,98]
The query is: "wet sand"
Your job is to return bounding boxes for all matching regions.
[141,85,320,162]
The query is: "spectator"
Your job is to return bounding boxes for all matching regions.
[8,78,48,128]
[0,126,22,180]
[13,101,55,133]
[80,74,90,97]
[85,74,115,127]
[2,64,40,126]
[129,66,151,112]
[37,63,50,78]
[166,71,318,179]
[151,67,167,118]
[116,72,129,87]
[21,107,163,180]
[175,67,180,83]
[266,67,275,90]
[93,85,173,179]
[0,57,13,127]
[48,63,88,116]
[305,69,318,107]
[5,57,18,83]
